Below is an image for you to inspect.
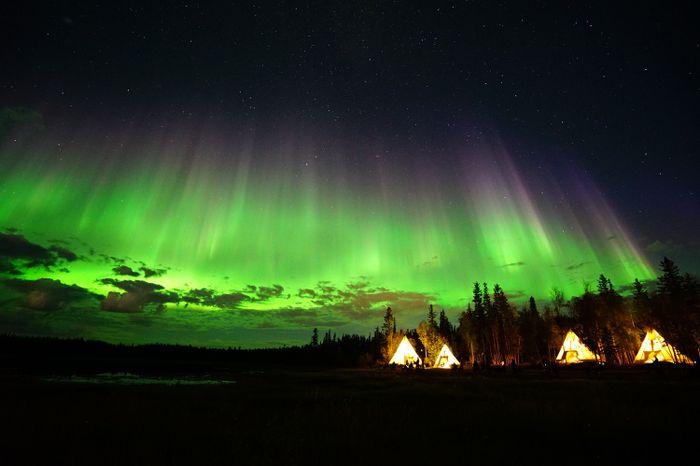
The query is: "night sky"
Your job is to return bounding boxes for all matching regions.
[0,2,698,347]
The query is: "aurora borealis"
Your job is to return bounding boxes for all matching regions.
[0,124,656,346]
[1,2,697,347]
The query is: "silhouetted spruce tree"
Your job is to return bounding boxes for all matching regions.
[682,272,700,357]
[631,278,650,326]
[457,304,477,363]
[649,259,679,357]
[550,287,566,318]
[472,282,488,364]
[652,258,699,361]
[380,306,403,362]
[493,284,519,364]
[482,283,496,364]
[540,304,561,360]
[597,274,619,364]
[427,304,437,328]
[382,306,395,337]
[372,326,384,359]
[322,329,332,346]
[553,288,576,355]
[438,309,452,339]
[570,289,603,361]
[518,297,541,364]
[311,328,319,348]
[602,275,639,364]
[658,257,683,296]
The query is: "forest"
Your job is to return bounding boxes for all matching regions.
[311,256,699,367]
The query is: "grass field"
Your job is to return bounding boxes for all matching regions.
[1,365,698,465]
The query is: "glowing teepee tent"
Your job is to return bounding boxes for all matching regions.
[555,330,597,364]
[433,343,460,368]
[389,336,422,366]
[633,329,694,364]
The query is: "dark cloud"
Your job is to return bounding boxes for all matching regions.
[616,279,656,296]
[101,292,146,313]
[112,265,140,277]
[317,281,336,295]
[0,277,98,311]
[97,254,125,264]
[213,293,249,308]
[415,257,440,269]
[500,261,525,268]
[505,291,527,300]
[230,307,350,329]
[566,262,589,271]
[347,290,433,319]
[308,281,341,306]
[642,240,700,274]
[337,290,356,300]
[140,266,166,278]
[127,314,157,326]
[255,321,280,329]
[0,259,22,275]
[0,232,77,274]
[100,279,177,313]
[48,239,71,245]
[170,282,287,311]
[0,233,54,268]
[101,278,164,294]
[296,280,435,323]
[265,309,348,328]
[253,284,284,301]
[49,245,78,261]
[645,240,680,255]
[181,288,249,310]
[182,288,215,304]
[298,288,316,298]
[346,281,369,290]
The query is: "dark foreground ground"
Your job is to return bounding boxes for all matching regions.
[1,364,698,465]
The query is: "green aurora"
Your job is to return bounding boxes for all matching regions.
[0,130,655,347]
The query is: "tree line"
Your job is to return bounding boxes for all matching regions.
[371,256,699,366]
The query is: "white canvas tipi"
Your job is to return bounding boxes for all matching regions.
[633,329,694,364]
[389,336,422,366]
[433,343,460,368]
[555,330,597,364]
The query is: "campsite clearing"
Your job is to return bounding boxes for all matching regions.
[1,365,697,465]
